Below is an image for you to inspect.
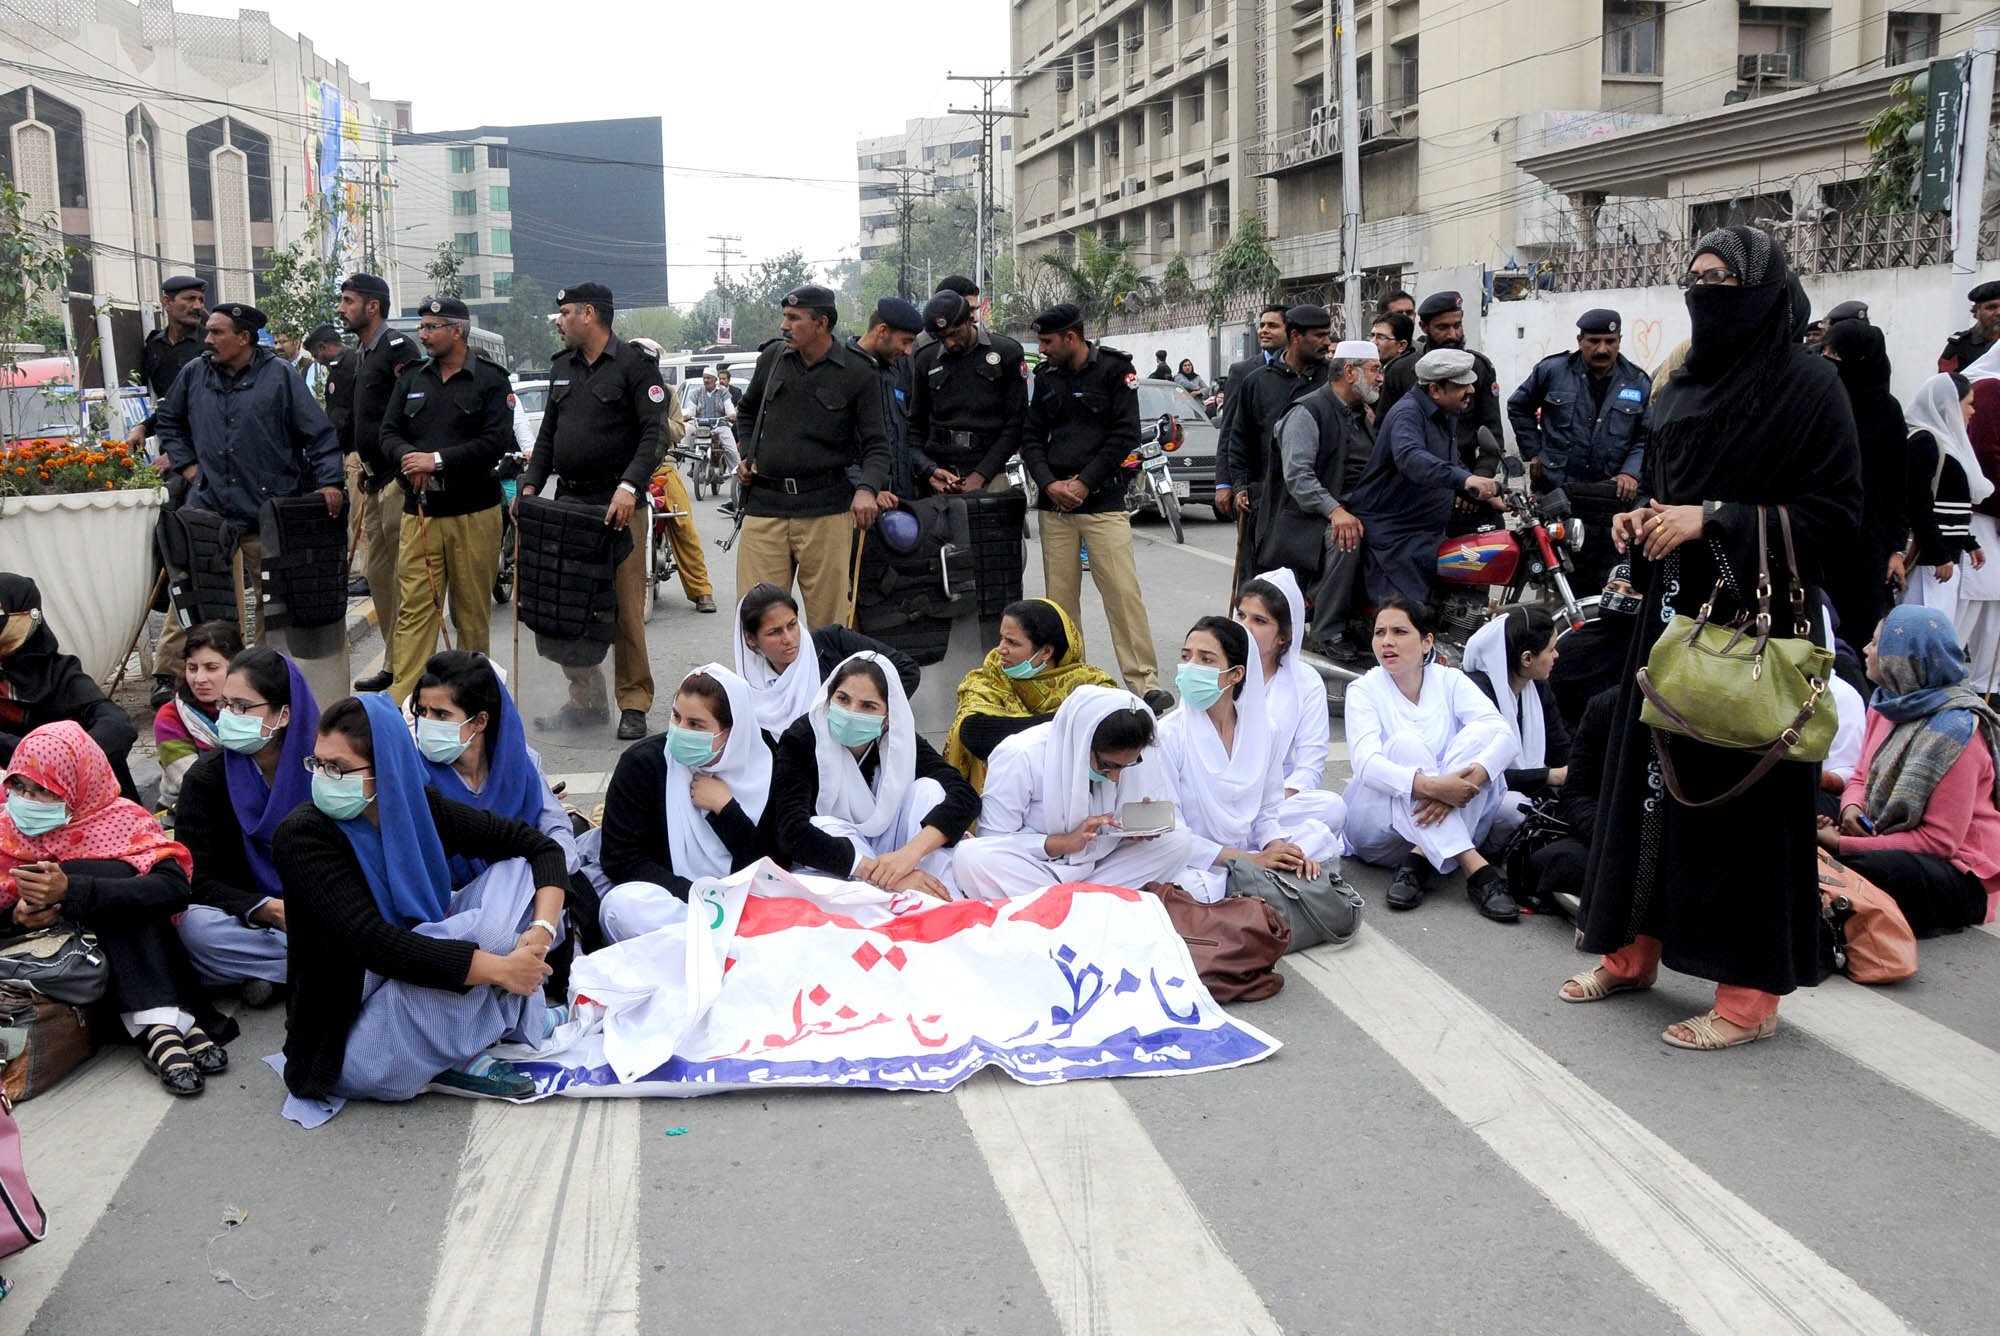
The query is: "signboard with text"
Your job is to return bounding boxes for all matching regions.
[1918,56,1964,213]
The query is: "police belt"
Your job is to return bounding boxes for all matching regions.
[749,467,848,496]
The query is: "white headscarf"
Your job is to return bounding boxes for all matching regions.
[1460,613,1545,770]
[1245,568,1323,763]
[1161,629,1273,848]
[1965,342,2000,384]
[663,663,772,882]
[806,651,915,841]
[733,591,821,736]
[1039,685,1163,833]
[1907,372,1994,505]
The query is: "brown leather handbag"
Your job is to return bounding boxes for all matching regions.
[1145,884,1290,1003]
[1815,850,1918,985]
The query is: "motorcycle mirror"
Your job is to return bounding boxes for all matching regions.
[1502,454,1526,479]
[1477,426,1500,455]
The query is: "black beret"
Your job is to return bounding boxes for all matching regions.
[421,295,470,320]
[1825,300,1869,324]
[304,323,342,348]
[871,297,923,333]
[923,291,971,331]
[161,274,207,295]
[1031,303,1084,335]
[1417,291,1463,320]
[340,272,390,301]
[937,274,980,298]
[555,282,614,309]
[781,284,838,310]
[1577,308,1621,334]
[1284,304,1332,330]
[1969,281,2000,304]
[216,303,266,331]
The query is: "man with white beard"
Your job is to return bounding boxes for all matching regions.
[1261,339,1384,659]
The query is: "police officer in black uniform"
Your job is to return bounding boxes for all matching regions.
[1940,280,2000,374]
[137,274,211,706]
[520,282,667,739]
[845,296,923,499]
[1377,291,1504,474]
[337,272,421,691]
[1225,303,1333,589]
[907,289,1028,497]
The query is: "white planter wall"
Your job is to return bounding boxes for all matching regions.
[0,488,166,686]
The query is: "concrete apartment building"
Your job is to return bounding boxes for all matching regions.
[0,0,403,311]
[394,132,515,314]
[857,114,1015,263]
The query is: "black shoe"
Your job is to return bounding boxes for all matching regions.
[353,669,393,692]
[535,705,611,732]
[1386,866,1427,911]
[149,674,176,709]
[139,1025,204,1098]
[348,576,370,598]
[1468,870,1521,923]
[1317,636,1370,665]
[616,708,648,740]
[183,1026,230,1076]
[1142,688,1175,716]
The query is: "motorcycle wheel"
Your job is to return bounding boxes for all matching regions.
[1157,481,1185,544]
[642,523,662,619]
[493,523,515,604]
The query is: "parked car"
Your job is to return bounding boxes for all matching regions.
[1133,380,1220,513]
[511,378,549,443]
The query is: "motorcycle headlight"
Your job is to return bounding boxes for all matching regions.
[1567,518,1586,553]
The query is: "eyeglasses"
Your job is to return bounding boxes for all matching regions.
[218,698,274,716]
[417,322,455,333]
[301,757,374,779]
[1678,267,1739,289]
[1092,753,1143,775]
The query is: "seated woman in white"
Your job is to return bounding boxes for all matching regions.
[1236,570,1347,834]
[953,686,1193,901]
[734,584,921,741]
[594,664,772,943]
[1460,608,1572,836]
[769,651,980,899]
[1156,616,1342,903]
[1342,596,1520,923]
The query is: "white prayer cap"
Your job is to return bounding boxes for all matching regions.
[1333,340,1380,361]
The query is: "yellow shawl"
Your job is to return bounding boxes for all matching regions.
[944,599,1118,791]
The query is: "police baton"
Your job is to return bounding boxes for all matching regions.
[845,526,868,631]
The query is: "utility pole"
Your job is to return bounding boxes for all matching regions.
[1338,0,1363,336]
[1951,28,1997,301]
[709,234,741,343]
[707,234,741,280]
[874,164,935,301]
[948,73,1027,297]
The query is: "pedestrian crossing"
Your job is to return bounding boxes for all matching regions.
[5,886,1995,1335]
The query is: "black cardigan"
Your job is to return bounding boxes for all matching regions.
[811,626,921,699]
[173,750,270,921]
[273,791,569,1101]
[768,716,980,875]
[597,732,768,898]
[1468,671,1572,794]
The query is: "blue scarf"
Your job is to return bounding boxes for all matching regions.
[335,694,454,927]
[223,654,319,895]
[419,668,545,884]
[1864,606,2000,832]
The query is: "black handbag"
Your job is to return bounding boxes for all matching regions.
[0,929,108,1006]
[1224,858,1364,951]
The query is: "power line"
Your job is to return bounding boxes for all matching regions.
[947,72,1029,295]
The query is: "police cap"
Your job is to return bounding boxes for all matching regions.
[161,274,207,296]
[781,284,839,311]
[340,272,391,301]
[1825,299,1869,325]
[1969,281,2000,305]
[871,297,923,333]
[422,295,470,320]
[1031,303,1085,336]
[1577,308,1621,334]
[1416,348,1477,384]
[215,302,267,332]
[923,290,971,332]
[555,282,614,310]
[1416,291,1463,321]
[937,274,980,299]
[1284,303,1332,331]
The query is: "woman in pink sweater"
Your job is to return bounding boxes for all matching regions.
[1820,605,2000,933]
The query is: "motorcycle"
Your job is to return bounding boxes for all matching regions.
[684,416,731,501]
[492,450,526,604]
[641,473,687,619]
[1121,412,1187,545]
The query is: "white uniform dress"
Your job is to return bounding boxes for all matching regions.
[953,686,1193,900]
[1340,661,1515,873]
[1155,645,1341,903]
[1249,568,1348,835]
[1457,615,1556,836]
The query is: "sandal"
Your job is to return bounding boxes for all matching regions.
[139,1025,204,1097]
[1558,966,1656,1003]
[1662,1009,1779,1051]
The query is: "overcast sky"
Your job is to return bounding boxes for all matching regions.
[183,0,1012,305]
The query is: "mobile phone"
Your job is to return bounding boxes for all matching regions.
[1118,800,1176,835]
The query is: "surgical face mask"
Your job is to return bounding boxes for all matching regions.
[1002,652,1047,681]
[217,709,277,754]
[667,725,721,768]
[1089,767,1114,786]
[826,704,887,748]
[310,770,373,821]
[1175,662,1229,711]
[415,716,472,765]
[5,795,68,837]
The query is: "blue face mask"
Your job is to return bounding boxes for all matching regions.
[310,770,374,821]
[6,795,68,837]
[415,716,472,765]
[1002,654,1047,681]
[827,704,887,748]
[217,708,277,754]
[667,725,721,768]
[1089,767,1113,786]
[1175,662,1229,711]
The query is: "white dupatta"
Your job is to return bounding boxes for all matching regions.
[664,663,771,882]
[733,595,822,736]
[1460,616,1545,771]
[806,651,915,842]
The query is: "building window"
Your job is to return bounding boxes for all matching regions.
[950,140,979,159]
[1887,13,1940,66]
[1604,2,1662,76]
[0,87,89,215]
[494,271,513,298]
[486,144,507,168]
[491,229,512,256]
[1390,39,1420,109]
[1690,190,1792,235]
[489,185,509,211]
[1740,8,1808,79]
[461,274,480,299]
[450,147,474,173]
[452,190,477,216]
[453,232,478,256]
[1187,89,1206,124]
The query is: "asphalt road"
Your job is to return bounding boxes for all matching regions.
[8,490,1998,1336]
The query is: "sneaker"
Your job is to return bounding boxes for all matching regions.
[1079,542,1092,571]
[149,674,176,709]
[534,704,611,732]
[616,708,649,740]
[1468,869,1521,923]
[428,1054,535,1100]
[353,669,393,692]
[1386,866,1427,911]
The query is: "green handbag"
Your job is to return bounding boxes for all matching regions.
[1636,505,1835,809]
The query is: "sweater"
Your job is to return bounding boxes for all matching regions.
[1838,715,2000,924]
[273,791,570,1101]
[768,717,981,875]
[597,734,767,897]
[173,749,270,921]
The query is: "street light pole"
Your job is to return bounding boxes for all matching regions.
[1338,0,1363,336]
[948,73,1027,297]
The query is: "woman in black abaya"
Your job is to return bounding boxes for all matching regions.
[1558,227,1862,1050]
[1822,320,1908,639]
[0,573,140,800]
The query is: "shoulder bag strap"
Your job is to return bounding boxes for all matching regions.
[1776,505,1811,636]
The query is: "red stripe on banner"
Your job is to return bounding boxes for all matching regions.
[1008,882,1141,929]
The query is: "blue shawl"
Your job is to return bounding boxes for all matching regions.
[419,666,545,884]
[1864,606,2000,832]
[335,694,454,927]
[223,653,319,895]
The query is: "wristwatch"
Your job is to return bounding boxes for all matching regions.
[431,452,445,471]
[528,918,559,941]
[617,481,638,496]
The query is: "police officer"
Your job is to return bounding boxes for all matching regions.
[520,282,667,740]
[1939,280,2000,374]
[847,296,923,499]
[907,289,1027,497]
[1022,303,1166,707]
[137,274,211,708]
[734,283,894,631]
[1226,303,1333,587]
[1507,308,1651,589]
[1211,303,1288,516]
[377,297,515,701]
[1377,291,1504,475]
[337,272,421,692]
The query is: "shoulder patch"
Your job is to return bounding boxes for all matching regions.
[1124,371,1138,388]
[507,393,518,407]
[647,385,665,403]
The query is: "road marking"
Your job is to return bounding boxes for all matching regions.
[1780,976,2000,1140]
[546,772,611,798]
[423,1100,641,1336]
[1976,921,1999,940]
[1290,933,1916,1336]
[956,1073,1281,1336]
[1129,530,1234,569]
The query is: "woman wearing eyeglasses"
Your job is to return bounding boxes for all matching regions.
[172,647,318,1005]
[272,694,571,1115]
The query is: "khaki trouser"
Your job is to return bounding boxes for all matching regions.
[359,480,400,664]
[1039,509,1158,694]
[651,464,712,600]
[344,454,370,575]
[154,533,266,676]
[735,511,854,631]
[561,537,655,714]
[388,505,504,702]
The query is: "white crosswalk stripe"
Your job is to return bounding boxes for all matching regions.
[1977,921,2000,940]
[1779,976,2000,1140]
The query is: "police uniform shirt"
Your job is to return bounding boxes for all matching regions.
[907,327,1029,481]
[522,336,665,501]
[736,338,893,516]
[321,348,362,454]
[1021,343,1140,514]
[141,327,204,400]
[378,354,514,517]
[352,323,421,484]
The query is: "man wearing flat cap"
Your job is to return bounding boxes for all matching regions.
[337,272,422,691]
[1350,348,1504,605]
[1939,280,2000,374]
[133,273,212,705]
[734,283,894,631]
[521,282,667,739]
[1022,303,1166,707]
[156,301,344,646]
[1224,303,1332,588]
[907,288,1029,498]
[1378,291,1505,476]
[1507,307,1651,588]
[846,297,923,499]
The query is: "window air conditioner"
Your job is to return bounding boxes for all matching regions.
[1738,52,1793,81]
[1157,220,1176,238]
[1207,206,1227,227]
[1106,137,1120,156]
[1057,71,1075,91]
[1081,98,1098,116]
[1124,34,1144,51]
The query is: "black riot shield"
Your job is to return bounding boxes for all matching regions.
[259,496,350,658]
[154,506,241,629]
[515,492,631,669]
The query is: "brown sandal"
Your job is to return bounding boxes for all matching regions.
[1558,967,1656,1003]
[1662,1009,1779,1050]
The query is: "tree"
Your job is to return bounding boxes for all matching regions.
[614,305,693,352]
[844,191,1013,317]
[1204,214,1280,325]
[689,249,815,350]
[988,251,1067,331]
[259,200,346,339]
[493,274,557,374]
[1041,231,1153,325]
[1862,76,1926,214]
[424,242,466,299]
[0,178,78,441]
[1160,252,1198,306]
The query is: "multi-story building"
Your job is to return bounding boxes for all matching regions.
[0,0,403,311]
[394,132,515,315]
[857,114,1015,263]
